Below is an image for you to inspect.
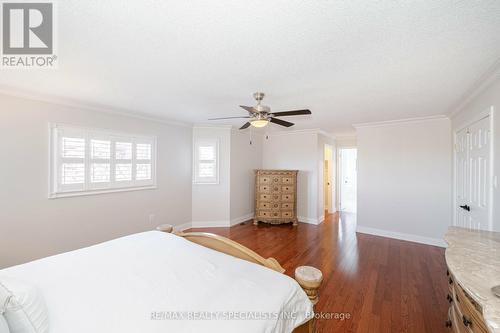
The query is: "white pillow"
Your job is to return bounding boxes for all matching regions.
[0,315,10,333]
[0,277,48,333]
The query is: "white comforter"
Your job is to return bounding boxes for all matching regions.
[1,231,312,333]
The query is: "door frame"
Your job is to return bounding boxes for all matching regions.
[324,144,335,214]
[336,145,356,212]
[452,106,495,230]
[337,147,357,212]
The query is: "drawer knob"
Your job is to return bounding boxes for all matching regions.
[462,315,472,327]
[445,320,452,328]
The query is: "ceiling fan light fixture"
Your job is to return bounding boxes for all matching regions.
[250,119,269,128]
[209,92,311,130]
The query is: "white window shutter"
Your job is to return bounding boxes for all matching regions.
[49,124,157,198]
[194,139,218,184]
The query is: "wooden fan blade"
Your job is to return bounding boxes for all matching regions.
[271,109,311,117]
[240,122,251,129]
[240,105,257,113]
[208,116,251,120]
[270,117,294,127]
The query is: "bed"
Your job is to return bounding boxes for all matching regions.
[0,226,322,333]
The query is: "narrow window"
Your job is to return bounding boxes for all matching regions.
[193,140,218,184]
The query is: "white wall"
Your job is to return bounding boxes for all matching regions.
[356,117,452,246]
[229,130,262,224]
[191,126,231,227]
[336,136,357,148]
[0,93,192,268]
[262,131,321,224]
[451,77,500,231]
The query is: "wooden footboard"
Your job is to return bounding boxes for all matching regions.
[156,224,322,333]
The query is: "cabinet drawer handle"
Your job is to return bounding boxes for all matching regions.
[462,315,472,327]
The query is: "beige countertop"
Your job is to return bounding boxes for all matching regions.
[445,226,500,333]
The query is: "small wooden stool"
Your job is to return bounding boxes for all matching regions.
[295,266,323,305]
[156,224,174,233]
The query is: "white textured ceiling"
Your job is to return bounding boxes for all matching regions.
[2,0,500,133]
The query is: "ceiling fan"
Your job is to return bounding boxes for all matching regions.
[208,92,312,129]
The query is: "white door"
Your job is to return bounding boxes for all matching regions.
[468,117,491,230]
[340,148,357,212]
[324,160,329,210]
[455,116,491,230]
[455,127,469,228]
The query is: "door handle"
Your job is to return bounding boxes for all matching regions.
[459,205,471,212]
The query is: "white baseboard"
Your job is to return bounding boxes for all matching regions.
[230,213,254,226]
[173,222,192,232]
[191,220,231,228]
[298,216,324,225]
[356,226,447,248]
[190,213,254,229]
[190,213,325,228]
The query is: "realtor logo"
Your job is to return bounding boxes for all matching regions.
[1,1,57,68]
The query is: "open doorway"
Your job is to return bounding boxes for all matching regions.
[323,144,334,215]
[339,148,357,212]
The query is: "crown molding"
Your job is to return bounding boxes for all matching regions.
[317,129,336,139]
[265,128,335,139]
[448,58,500,117]
[353,115,448,129]
[0,85,192,128]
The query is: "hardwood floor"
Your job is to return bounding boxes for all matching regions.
[187,212,449,333]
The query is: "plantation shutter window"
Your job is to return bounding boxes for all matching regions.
[57,127,86,192]
[193,140,218,184]
[134,141,154,184]
[50,124,156,198]
[89,137,111,187]
[115,141,133,182]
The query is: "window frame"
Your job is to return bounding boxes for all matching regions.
[193,139,219,184]
[49,123,157,199]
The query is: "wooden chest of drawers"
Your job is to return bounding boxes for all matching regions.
[444,227,500,333]
[254,170,298,226]
[446,269,490,333]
